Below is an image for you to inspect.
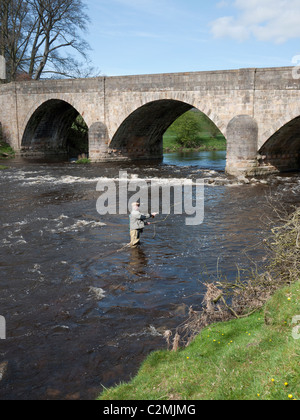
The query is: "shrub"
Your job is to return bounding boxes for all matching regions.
[174,111,201,148]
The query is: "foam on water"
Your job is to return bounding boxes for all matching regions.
[89,287,106,301]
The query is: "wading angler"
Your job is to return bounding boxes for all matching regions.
[96,171,205,226]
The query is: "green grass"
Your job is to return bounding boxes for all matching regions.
[0,140,15,159]
[99,282,300,401]
[0,165,9,170]
[163,133,226,153]
[75,158,91,164]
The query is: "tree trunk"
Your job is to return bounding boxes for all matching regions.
[34,30,50,80]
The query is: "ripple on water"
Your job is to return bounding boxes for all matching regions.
[0,158,299,399]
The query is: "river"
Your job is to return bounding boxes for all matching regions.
[0,151,299,400]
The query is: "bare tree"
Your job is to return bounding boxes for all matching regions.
[29,0,91,80]
[0,0,95,81]
[0,0,35,80]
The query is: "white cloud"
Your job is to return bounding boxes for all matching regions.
[212,16,249,41]
[211,0,300,44]
[216,1,230,8]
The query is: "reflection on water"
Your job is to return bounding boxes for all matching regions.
[127,248,149,277]
[164,150,226,170]
[0,154,300,400]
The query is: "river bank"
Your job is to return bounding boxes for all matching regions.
[100,208,300,401]
[163,134,226,153]
[0,141,15,160]
[99,281,300,400]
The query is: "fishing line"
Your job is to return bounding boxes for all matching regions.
[150,201,183,239]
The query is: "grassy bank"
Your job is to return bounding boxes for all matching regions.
[163,110,226,153]
[163,133,226,153]
[99,282,300,401]
[75,157,91,164]
[0,140,15,159]
[99,209,300,401]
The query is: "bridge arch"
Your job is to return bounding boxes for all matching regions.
[108,99,225,160]
[259,115,300,172]
[21,99,88,158]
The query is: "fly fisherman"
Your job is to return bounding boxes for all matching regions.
[130,202,157,248]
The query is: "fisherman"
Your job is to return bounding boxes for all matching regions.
[129,202,157,248]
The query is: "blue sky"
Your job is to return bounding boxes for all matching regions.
[85,0,300,76]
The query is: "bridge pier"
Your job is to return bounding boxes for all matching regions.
[89,122,111,161]
[226,115,260,176]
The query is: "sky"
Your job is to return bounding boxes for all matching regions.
[85,0,300,76]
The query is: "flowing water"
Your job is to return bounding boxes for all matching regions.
[0,151,300,400]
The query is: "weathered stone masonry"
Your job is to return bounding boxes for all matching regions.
[0,67,300,175]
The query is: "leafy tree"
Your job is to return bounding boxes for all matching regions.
[172,110,202,148]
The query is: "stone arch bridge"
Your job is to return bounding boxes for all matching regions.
[0,66,300,175]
